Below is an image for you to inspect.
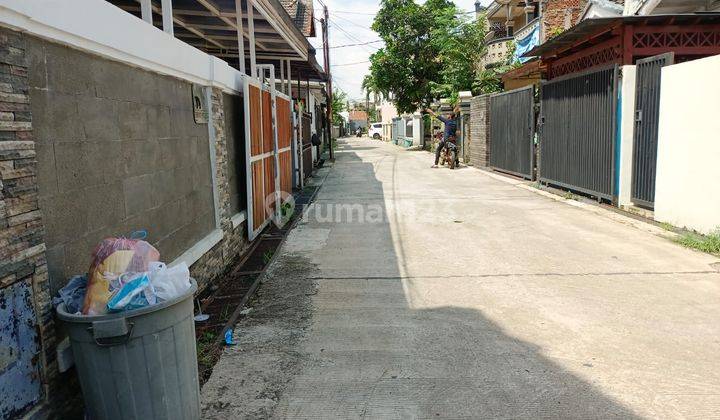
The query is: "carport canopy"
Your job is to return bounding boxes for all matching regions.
[109,0,326,81]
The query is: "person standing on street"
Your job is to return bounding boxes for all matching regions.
[425,107,458,168]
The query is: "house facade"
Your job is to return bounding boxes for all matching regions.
[0,0,328,417]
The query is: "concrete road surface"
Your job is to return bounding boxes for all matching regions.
[202,138,720,419]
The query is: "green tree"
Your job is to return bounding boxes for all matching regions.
[331,88,347,125]
[362,74,381,122]
[472,40,521,95]
[369,0,487,113]
[429,8,487,99]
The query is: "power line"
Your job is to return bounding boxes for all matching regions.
[328,21,379,53]
[332,60,371,67]
[330,40,383,49]
[327,8,477,18]
[331,10,377,15]
[329,12,374,31]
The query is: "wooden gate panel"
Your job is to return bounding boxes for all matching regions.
[245,80,271,240]
[251,160,264,229]
[277,97,292,149]
[302,145,313,180]
[279,150,292,195]
[245,82,294,238]
[263,156,276,217]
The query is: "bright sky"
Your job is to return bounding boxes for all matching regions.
[309,0,493,101]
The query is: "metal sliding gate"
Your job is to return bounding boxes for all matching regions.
[391,117,402,144]
[489,85,535,179]
[631,53,674,208]
[243,73,294,240]
[301,112,313,180]
[540,66,618,200]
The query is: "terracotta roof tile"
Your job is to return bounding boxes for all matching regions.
[280,0,316,37]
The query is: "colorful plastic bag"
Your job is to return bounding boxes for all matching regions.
[82,236,159,315]
[107,273,155,312]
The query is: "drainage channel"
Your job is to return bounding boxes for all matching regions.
[195,185,321,385]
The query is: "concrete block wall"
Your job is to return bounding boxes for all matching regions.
[26,35,218,295]
[469,94,491,167]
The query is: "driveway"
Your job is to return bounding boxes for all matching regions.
[201,138,720,419]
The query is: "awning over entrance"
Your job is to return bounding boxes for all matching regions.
[524,13,720,79]
[109,0,326,81]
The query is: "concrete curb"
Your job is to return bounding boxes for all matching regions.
[475,167,679,240]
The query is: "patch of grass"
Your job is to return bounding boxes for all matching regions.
[219,304,232,322]
[563,190,576,200]
[674,229,720,255]
[196,331,218,366]
[262,249,274,265]
[659,222,675,232]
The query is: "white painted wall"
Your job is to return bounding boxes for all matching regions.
[618,65,636,207]
[412,113,423,146]
[655,54,720,234]
[380,100,398,123]
[0,0,245,93]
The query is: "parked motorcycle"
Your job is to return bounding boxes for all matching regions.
[355,128,362,137]
[439,137,459,169]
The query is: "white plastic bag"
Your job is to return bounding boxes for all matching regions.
[148,261,191,302]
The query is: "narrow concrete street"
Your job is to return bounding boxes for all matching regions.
[202,137,720,419]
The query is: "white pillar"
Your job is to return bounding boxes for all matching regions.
[161,0,174,36]
[234,0,246,75]
[287,60,292,98]
[279,59,285,93]
[140,0,152,24]
[618,65,637,207]
[247,0,257,78]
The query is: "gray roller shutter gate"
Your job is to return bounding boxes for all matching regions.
[489,85,535,179]
[539,66,618,200]
[631,53,674,209]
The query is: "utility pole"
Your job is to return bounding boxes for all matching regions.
[321,6,334,159]
[365,94,369,129]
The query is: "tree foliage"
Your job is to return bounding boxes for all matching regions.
[367,0,486,114]
[471,40,521,95]
[331,88,347,125]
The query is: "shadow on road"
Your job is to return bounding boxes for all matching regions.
[267,138,641,419]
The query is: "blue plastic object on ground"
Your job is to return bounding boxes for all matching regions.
[224,329,236,346]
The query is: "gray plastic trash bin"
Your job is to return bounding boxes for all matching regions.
[57,279,200,420]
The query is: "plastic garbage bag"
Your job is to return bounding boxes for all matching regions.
[52,275,87,314]
[107,273,155,312]
[82,235,159,315]
[149,261,191,302]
